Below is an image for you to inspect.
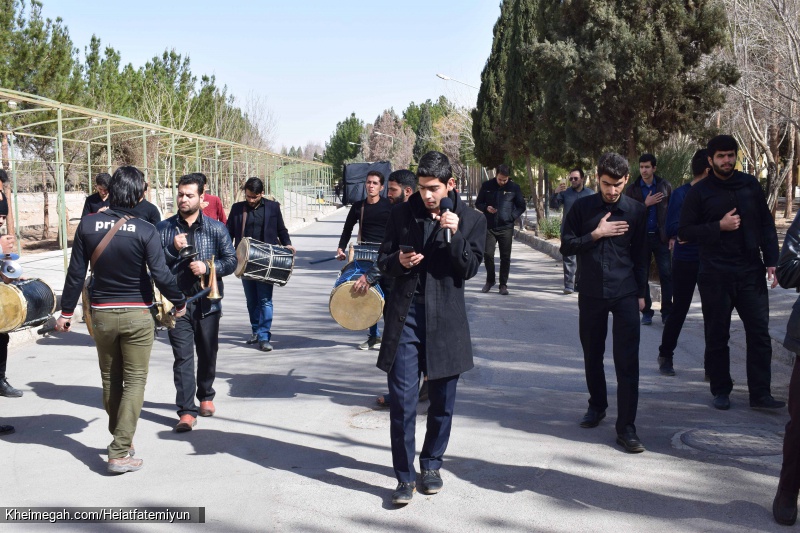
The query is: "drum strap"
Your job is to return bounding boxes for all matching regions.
[90,215,133,269]
[357,202,365,243]
[241,208,247,242]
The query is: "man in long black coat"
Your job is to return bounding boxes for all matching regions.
[376,151,486,505]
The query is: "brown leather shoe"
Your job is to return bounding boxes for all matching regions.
[175,414,197,432]
[199,401,215,417]
[108,456,143,474]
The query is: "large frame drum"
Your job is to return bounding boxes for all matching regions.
[235,238,294,286]
[329,260,385,331]
[0,278,56,333]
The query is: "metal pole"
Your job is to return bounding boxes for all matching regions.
[214,145,219,197]
[195,138,200,172]
[171,133,176,214]
[142,128,148,196]
[86,142,92,194]
[106,119,112,173]
[9,132,20,254]
[56,108,68,272]
[229,146,234,205]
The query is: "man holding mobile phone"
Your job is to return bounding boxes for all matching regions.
[377,151,486,504]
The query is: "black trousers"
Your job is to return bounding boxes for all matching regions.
[0,333,8,378]
[579,293,640,433]
[168,301,221,417]
[658,259,701,361]
[387,300,459,482]
[781,356,800,491]
[698,270,772,400]
[484,226,514,286]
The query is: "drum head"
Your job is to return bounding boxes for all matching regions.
[329,282,384,331]
[0,283,26,333]
[234,238,251,278]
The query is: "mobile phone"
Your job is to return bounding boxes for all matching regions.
[399,245,415,253]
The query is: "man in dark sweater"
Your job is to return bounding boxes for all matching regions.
[81,173,111,217]
[475,164,526,295]
[560,152,648,453]
[679,135,784,411]
[336,170,392,349]
[656,150,710,376]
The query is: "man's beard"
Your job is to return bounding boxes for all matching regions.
[712,162,734,178]
[390,193,404,205]
[179,204,200,216]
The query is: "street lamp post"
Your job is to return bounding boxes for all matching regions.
[436,73,480,90]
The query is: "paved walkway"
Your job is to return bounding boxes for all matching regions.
[0,208,795,532]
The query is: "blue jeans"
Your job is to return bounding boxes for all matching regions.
[242,279,274,342]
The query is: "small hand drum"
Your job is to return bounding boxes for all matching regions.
[329,260,384,330]
[235,238,295,286]
[0,278,57,333]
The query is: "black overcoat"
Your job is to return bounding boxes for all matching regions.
[376,190,486,379]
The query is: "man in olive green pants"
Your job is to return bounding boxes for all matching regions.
[58,166,186,474]
[93,308,157,459]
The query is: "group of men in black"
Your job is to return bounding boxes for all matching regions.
[556,136,799,525]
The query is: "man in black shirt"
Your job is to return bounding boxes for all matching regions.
[336,170,392,350]
[227,177,293,352]
[560,152,648,453]
[678,135,784,411]
[81,173,111,217]
[132,182,161,226]
[475,164,526,295]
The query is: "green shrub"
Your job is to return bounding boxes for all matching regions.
[538,215,562,239]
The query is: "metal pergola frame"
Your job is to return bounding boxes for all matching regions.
[0,88,333,273]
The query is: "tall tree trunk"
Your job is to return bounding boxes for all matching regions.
[526,155,544,232]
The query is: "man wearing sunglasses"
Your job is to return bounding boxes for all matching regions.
[552,168,595,294]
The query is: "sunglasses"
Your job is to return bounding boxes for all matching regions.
[569,177,581,181]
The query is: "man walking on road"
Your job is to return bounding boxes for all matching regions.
[551,168,595,294]
[377,151,485,504]
[560,152,648,453]
[656,150,710,376]
[625,153,673,325]
[476,164,525,295]
[679,135,784,411]
[336,171,392,350]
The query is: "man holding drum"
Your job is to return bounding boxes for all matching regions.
[158,174,237,431]
[337,170,392,350]
[57,166,187,472]
[0,227,19,436]
[227,177,294,352]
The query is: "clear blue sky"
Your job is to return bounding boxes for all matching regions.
[42,1,499,151]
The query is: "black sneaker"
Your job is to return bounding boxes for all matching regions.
[391,482,416,505]
[358,336,379,350]
[713,394,731,410]
[246,334,259,345]
[750,395,786,410]
[420,469,443,494]
[657,356,675,376]
[579,409,606,428]
[0,378,22,398]
[481,282,494,293]
[259,341,273,352]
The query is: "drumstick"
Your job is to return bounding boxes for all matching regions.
[309,256,339,265]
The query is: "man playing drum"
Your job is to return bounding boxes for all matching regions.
[158,174,237,431]
[336,170,392,350]
[57,166,186,472]
[0,216,19,436]
[227,177,294,352]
